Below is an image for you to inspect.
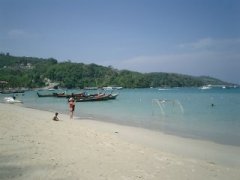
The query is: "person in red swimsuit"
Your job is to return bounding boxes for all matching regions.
[68,97,75,119]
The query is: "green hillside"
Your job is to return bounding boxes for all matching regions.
[0,53,230,89]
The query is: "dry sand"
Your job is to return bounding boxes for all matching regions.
[0,103,239,180]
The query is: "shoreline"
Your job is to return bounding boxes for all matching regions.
[2,88,240,148]
[22,102,240,147]
[1,103,240,179]
[14,100,240,148]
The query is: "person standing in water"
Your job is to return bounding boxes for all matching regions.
[68,97,75,119]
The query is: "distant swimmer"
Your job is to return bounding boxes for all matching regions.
[211,103,215,107]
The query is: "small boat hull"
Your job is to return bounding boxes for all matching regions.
[4,97,23,104]
[75,93,118,102]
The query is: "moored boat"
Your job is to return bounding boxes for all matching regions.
[108,93,118,100]
[37,92,57,97]
[75,93,118,102]
[102,86,123,91]
[4,97,23,103]
[199,85,212,90]
[1,89,25,94]
[37,91,86,98]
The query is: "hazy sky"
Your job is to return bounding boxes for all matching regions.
[1,0,239,83]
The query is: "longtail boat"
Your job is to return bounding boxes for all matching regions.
[37,92,57,97]
[75,93,118,102]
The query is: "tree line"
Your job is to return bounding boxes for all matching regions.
[0,53,228,89]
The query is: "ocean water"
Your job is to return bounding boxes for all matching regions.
[1,87,240,146]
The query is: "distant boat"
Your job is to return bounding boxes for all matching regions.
[114,86,123,90]
[200,85,211,90]
[84,87,98,90]
[37,92,56,97]
[108,93,118,100]
[4,97,23,104]
[102,86,123,90]
[102,86,113,91]
[37,92,85,98]
[1,89,25,94]
[75,93,118,102]
[158,88,171,91]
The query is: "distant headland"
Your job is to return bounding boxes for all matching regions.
[0,53,237,90]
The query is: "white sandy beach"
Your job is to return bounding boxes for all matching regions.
[0,103,239,180]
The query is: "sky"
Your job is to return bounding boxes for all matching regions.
[0,0,240,84]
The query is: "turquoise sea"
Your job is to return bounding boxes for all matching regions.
[1,87,240,146]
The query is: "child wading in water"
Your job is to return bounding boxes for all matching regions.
[68,97,75,119]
